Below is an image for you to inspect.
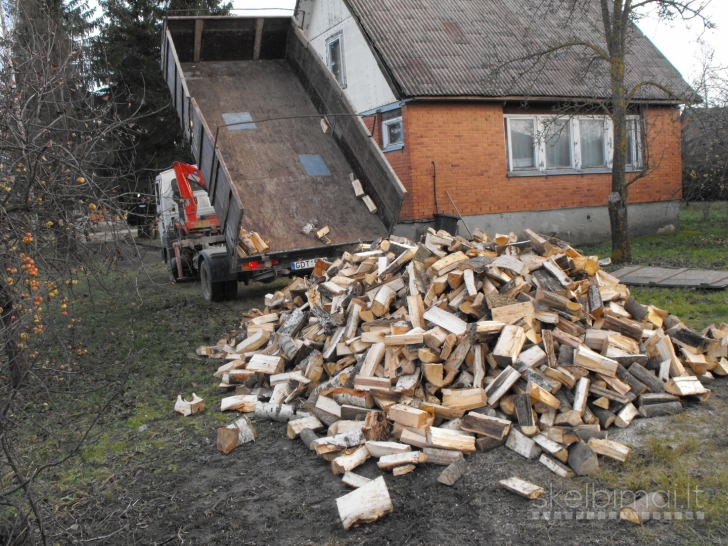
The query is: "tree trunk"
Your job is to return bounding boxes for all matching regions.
[606,4,632,263]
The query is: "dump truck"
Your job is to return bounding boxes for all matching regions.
[158,14,406,301]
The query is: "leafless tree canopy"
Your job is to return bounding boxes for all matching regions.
[0,1,145,543]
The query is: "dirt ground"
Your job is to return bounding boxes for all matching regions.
[57,241,727,546]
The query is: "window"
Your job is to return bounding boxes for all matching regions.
[382,108,404,150]
[544,119,572,169]
[326,33,346,87]
[579,118,606,167]
[507,118,536,169]
[504,114,642,174]
[625,118,642,168]
[383,118,403,148]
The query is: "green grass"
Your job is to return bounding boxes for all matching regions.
[581,202,728,332]
[580,202,728,270]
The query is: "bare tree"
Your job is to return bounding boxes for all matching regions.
[494,0,709,262]
[0,1,146,543]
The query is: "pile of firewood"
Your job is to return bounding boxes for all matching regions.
[195,227,728,529]
[237,228,270,257]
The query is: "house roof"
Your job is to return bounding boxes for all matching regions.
[344,0,692,102]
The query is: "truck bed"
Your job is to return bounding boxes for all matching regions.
[163,16,405,264]
[181,59,387,252]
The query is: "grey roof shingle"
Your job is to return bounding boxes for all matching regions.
[344,0,692,101]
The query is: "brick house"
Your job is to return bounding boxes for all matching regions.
[294,0,690,243]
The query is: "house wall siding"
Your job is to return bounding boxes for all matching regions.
[296,0,398,113]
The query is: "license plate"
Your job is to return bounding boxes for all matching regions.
[291,258,318,271]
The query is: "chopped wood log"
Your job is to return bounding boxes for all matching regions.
[287,415,324,439]
[460,412,511,440]
[221,394,258,413]
[299,428,319,450]
[628,362,665,393]
[485,366,521,406]
[539,454,576,478]
[361,195,378,214]
[377,451,428,470]
[342,471,371,489]
[514,393,538,436]
[587,438,631,462]
[498,477,544,499]
[388,404,428,428]
[574,346,618,377]
[638,401,683,417]
[492,325,526,367]
[437,457,469,486]
[423,306,467,335]
[423,447,463,466]
[331,387,373,410]
[236,329,271,353]
[506,428,541,459]
[476,436,506,452]
[312,430,365,455]
[619,492,666,524]
[336,476,392,530]
[362,410,390,441]
[572,377,590,415]
[217,416,257,454]
[332,445,370,475]
[665,376,707,397]
[526,381,560,410]
[174,393,205,416]
[587,284,604,317]
[637,392,679,406]
[533,434,568,463]
[427,427,476,453]
[364,441,411,458]
[567,441,599,475]
[614,403,640,428]
[247,354,284,374]
[589,406,616,429]
[392,464,416,476]
[441,388,488,410]
[255,402,295,422]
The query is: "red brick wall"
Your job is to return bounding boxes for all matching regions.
[388,102,682,221]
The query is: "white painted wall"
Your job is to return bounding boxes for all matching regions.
[295,0,398,114]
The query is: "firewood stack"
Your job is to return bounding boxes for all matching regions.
[237,228,270,257]
[196,227,728,529]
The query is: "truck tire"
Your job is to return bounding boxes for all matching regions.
[224,280,238,300]
[200,259,226,302]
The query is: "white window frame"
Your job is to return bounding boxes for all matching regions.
[382,116,404,149]
[505,117,537,171]
[504,114,641,174]
[325,32,346,88]
[625,116,643,169]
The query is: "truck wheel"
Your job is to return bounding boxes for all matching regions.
[200,259,225,302]
[224,280,238,300]
[168,257,179,283]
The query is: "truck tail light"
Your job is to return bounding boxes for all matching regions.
[241,258,279,271]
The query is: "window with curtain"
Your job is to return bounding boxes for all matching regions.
[545,119,571,169]
[504,114,642,174]
[509,118,535,169]
[580,119,606,167]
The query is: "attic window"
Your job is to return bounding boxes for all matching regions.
[326,33,346,88]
